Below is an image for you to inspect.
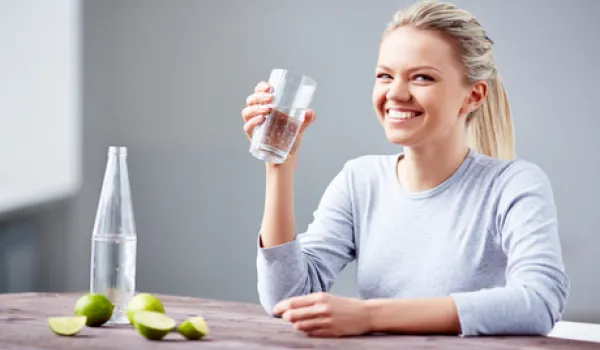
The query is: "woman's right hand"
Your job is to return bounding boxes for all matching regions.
[241,81,316,161]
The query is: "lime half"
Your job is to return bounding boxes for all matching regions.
[126,293,165,325]
[134,311,176,340]
[48,316,87,336]
[178,316,210,340]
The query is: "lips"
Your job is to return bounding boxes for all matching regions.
[385,108,423,120]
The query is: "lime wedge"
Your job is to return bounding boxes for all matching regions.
[133,311,176,340]
[178,316,210,340]
[48,316,87,336]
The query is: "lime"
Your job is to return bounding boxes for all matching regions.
[74,293,114,327]
[126,293,165,325]
[133,311,176,340]
[177,316,210,340]
[47,316,87,336]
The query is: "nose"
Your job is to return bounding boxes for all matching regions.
[386,78,411,102]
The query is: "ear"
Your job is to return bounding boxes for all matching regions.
[460,80,488,116]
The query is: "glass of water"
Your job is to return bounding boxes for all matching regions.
[249,69,317,164]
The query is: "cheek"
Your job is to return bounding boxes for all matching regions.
[418,86,464,120]
[413,89,440,115]
[372,86,386,112]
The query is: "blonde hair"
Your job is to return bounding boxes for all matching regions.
[384,0,515,160]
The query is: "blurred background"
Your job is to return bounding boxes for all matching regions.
[1,0,599,324]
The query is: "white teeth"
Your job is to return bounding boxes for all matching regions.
[387,110,420,119]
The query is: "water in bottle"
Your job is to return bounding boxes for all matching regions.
[90,146,137,325]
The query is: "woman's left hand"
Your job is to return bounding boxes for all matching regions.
[273,292,372,337]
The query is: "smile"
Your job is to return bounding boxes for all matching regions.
[386,108,423,121]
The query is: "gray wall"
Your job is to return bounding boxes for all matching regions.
[3,0,599,324]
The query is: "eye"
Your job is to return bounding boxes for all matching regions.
[376,73,393,80]
[413,74,435,82]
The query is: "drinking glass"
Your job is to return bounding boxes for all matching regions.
[249,69,317,164]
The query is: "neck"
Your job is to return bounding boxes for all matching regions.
[397,137,470,193]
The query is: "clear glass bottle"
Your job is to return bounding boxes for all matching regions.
[90,146,137,325]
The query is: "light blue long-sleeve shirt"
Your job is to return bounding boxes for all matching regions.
[256,148,569,336]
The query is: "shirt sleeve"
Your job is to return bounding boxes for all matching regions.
[451,161,570,336]
[256,162,356,315]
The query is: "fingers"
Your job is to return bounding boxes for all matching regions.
[242,81,273,124]
[241,104,271,123]
[299,109,316,134]
[292,317,332,333]
[273,292,328,316]
[243,115,266,139]
[254,81,272,93]
[273,296,311,316]
[246,91,273,106]
[242,81,316,150]
[281,303,331,323]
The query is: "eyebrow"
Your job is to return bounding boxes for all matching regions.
[376,64,443,74]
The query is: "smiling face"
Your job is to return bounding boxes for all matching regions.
[373,26,486,148]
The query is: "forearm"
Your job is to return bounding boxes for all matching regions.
[260,157,298,248]
[256,238,311,315]
[256,158,357,316]
[450,282,565,336]
[365,297,461,335]
[364,282,564,337]
[257,156,309,312]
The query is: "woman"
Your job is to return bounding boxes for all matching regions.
[240,0,569,338]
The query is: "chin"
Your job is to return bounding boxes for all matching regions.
[380,116,419,142]
[383,128,417,146]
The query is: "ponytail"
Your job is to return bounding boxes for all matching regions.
[466,72,515,160]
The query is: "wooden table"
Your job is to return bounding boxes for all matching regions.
[1,292,598,349]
